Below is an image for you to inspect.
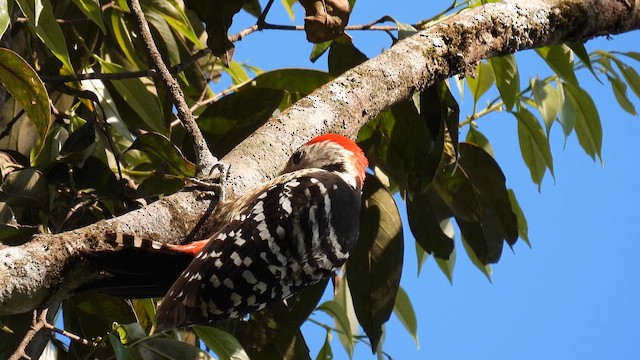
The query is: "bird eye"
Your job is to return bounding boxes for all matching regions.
[292,150,303,165]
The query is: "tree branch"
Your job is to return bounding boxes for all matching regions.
[0,0,638,316]
[127,0,217,177]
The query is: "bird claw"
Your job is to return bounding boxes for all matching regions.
[186,162,229,201]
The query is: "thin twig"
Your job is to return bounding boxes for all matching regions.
[8,309,48,360]
[0,109,25,141]
[127,0,217,177]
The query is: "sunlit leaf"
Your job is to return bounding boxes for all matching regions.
[536,45,579,86]
[614,60,640,99]
[280,0,297,21]
[608,75,637,115]
[465,126,494,156]
[72,0,106,33]
[347,175,403,352]
[334,278,359,357]
[108,10,145,68]
[562,83,603,163]
[0,48,51,143]
[194,326,250,360]
[531,78,561,134]
[514,107,555,188]
[317,301,354,356]
[435,239,455,284]
[244,68,332,96]
[310,40,332,63]
[316,331,334,360]
[149,0,203,46]
[489,55,519,110]
[466,61,495,106]
[129,132,196,177]
[0,0,11,38]
[567,42,598,79]
[99,60,165,133]
[461,233,492,281]
[15,0,74,73]
[393,286,419,348]
[415,241,429,276]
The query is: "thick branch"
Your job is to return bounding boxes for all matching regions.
[0,0,638,315]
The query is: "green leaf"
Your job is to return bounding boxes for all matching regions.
[614,61,640,99]
[536,45,579,86]
[310,40,332,63]
[456,143,519,264]
[435,239,455,284]
[562,83,603,162]
[136,173,184,198]
[136,338,213,359]
[316,331,334,360]
[334,278,359,357]
[347,174,403,352]
[224,61,251,84]
[193,326,250,360]
[531,78,561,134]
[316,301,354,356]
[415,241,429,276]
[466,61,495,106]
[15,0,74,73]
[244,68,332,96]
[109,334,143,360]
[280,0,297,21]
[507,189,530,247]
[514,107,555,188]
[108,10,145,68]
[149,0,203,46]
[99,60,165,133]
[431,161,481,223]
[72,0,106,33]
[242,0,262,17]
[129,132,196,177]
[421,81,459,160]
[608,75,637,115]
[0,0,10,38]
[393,286,419,348]
[567,42,598,79]
[57,116,98,168]
[465,127,494,156]
[407,192,454,259]
[144,7,181,68]
[0,48,51,142]
[489,55,519,111]
[0,168,50,210]
[461,232,492,281]
[198,88,284,157]
[328,35,368,77]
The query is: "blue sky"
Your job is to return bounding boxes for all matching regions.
[226,2,640,359]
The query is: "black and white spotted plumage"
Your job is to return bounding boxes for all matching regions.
[84,134,368,330]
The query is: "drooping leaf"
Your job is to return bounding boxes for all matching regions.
[562,82,603,163]
[198,88,284,157]
[431,160,481,223]
[184,0,254,65]
[242,0,262,17]
[393,286,419,348]
[616,63,640,99]
[328,35,368,77]
[489,55,520,111]
[461,231,493,281]
[99,60,166,133]
[420,81,459,160]
[435,236,456,284]
[144,7,181,68]
[455,143,519,264]
[147,0,203,46]
[465,126,494,156]
[334,277,359,357]
[57,116,98,168]
[567,42,598,79]
[466,61,495,106]
[0,0,12,38]
[531,78,561,134]
[514,107,555,189]
[109,334,143,360]
[281,0,298,21]
[607,75,637,115]
[316,331,334,360]
[310,40,333,63]
[129,132,196,177]
[415,241,429,276]
[316,301,354,356]
[347,174,403,352]
[71,0,106,33]
[507,189,530,247]
[194,326,250,360]
[536,45,579,86]
[407,191,454,259]
[15,0,75,73]
[0,48,51,143]
[107,10,145,69]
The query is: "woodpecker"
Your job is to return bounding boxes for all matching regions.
[83,134,368,330]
